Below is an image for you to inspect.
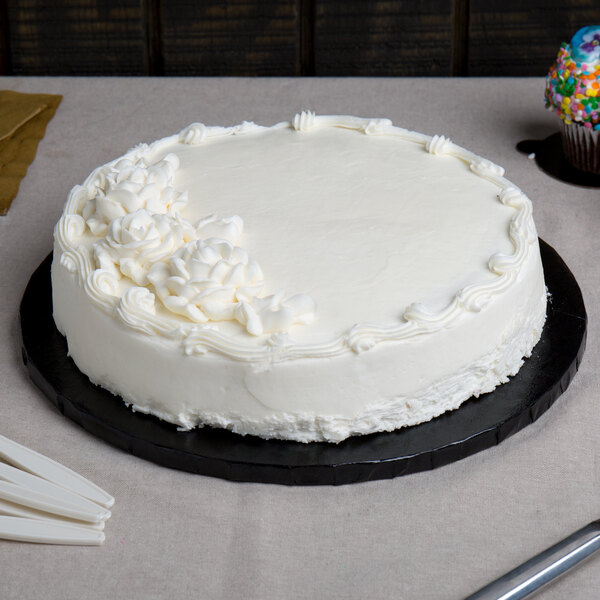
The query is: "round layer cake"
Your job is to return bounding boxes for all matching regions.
[52,113,547,443]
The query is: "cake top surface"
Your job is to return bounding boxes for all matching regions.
[545,26,600,129]
[54,114,536,362]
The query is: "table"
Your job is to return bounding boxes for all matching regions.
[1,77,598,600]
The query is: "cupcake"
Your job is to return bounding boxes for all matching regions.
[545,26,600,174]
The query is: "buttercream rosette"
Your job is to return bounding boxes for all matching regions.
[76,145,316,337]
[147,238,315,336]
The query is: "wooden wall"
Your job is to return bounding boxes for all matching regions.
[1,0,599,77]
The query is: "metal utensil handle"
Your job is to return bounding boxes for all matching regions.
[464,520,600,600]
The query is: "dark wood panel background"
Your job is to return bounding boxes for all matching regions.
[160,1,299,76]
[314,0,453,76]
[4,1,149,75]
[1,0,600,76]
[469,0,600,76]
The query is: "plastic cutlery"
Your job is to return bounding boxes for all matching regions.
[0,461,111,519]
[0,497,105,531]
[0,434,114,508]
[0,516,104,545]
[0,480,109,524]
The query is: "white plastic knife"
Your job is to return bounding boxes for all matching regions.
[0,461,111,519]
[0,497,105,531]
[0,434,114,508]
[0,480,109,524]
[0,516,105,545]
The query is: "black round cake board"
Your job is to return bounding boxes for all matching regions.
[20,240,587,486]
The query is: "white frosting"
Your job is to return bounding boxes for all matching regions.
[52,114,547,442]
[56,136,315,338]
[147,237,315,336]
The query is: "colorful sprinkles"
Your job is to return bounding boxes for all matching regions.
[545,26,600,130]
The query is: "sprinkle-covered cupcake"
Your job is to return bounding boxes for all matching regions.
[545,26,600,174]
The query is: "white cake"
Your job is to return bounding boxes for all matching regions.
[51,113,547,443]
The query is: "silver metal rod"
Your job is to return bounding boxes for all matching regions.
[464,520,600,600]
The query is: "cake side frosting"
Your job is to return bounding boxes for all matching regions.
[52,113,547,442]
[52,247,546,442]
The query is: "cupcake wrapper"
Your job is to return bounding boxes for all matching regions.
[559,121,600,174]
